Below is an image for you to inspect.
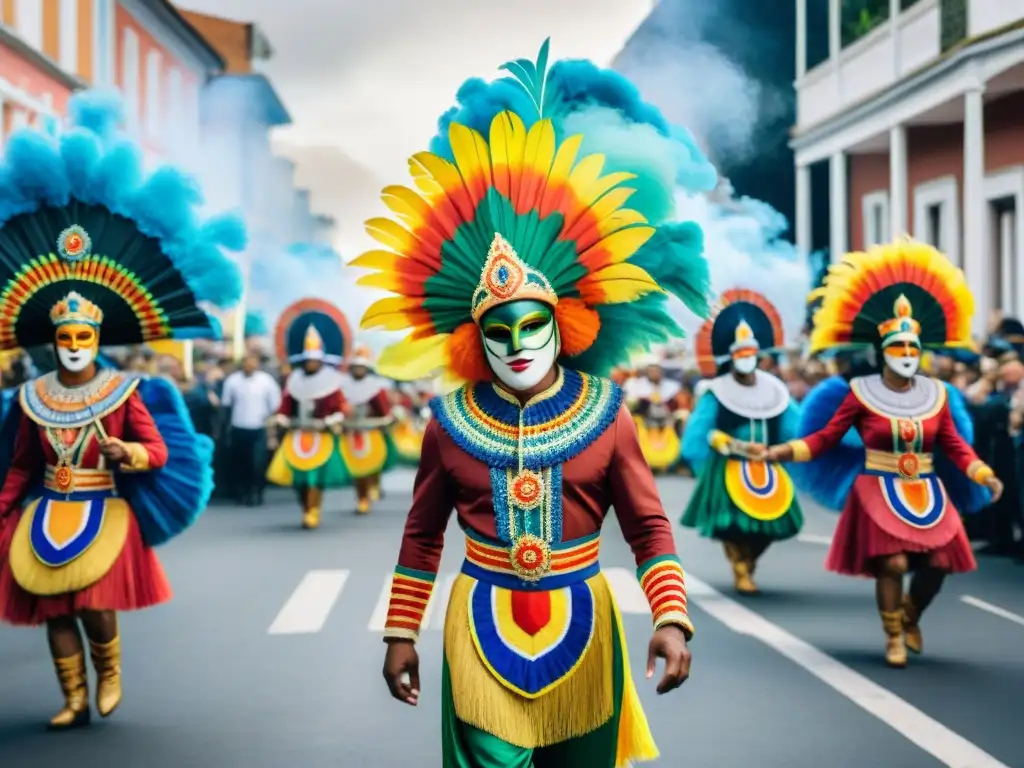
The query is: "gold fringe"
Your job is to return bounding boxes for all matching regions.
[444,573,614,749]
[610,584,659,766]
[9,498,129,595]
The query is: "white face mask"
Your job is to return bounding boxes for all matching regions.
[481,304,559,392]
[732,356,758,376]
[57,344,96,373]
[883,349,920,379]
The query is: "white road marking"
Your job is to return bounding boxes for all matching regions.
[686,574,1009,768]
[422,574,457,630]
[268,570,349,635]
[601,566,651,614]
[797,533,833,545]
[368,575,393,632]
[961,595,1024,629]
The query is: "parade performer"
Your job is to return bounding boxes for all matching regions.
[389,380,433,466]
[680,290,803,593]
[0,90,244,727]
[354,39,713,767]
[266,298,350,530]
[766,239,1002,667]
[625,355,688,473]
[339,346,395,514]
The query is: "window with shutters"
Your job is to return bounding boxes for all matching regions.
[145,50,162,138]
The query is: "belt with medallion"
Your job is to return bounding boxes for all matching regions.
[461,529,601,590]
[864,449,933,479]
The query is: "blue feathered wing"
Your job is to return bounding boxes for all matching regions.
[116,375,214,546]
[791,376,990,514]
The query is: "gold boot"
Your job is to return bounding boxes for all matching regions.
[880,610,907,668]
[302,506,321,529]
[356,496,371,515]
[723,542,757,594]
[902,596,923,655]
[49,652,90,729]
[89,636,122,717]
[368,480,381,503]
[302,489,322,529]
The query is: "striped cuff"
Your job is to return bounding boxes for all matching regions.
[638,555,694,640]
[383,565,436,641]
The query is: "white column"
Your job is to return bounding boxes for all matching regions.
[796,0,807,78]
[890,0,901,76]
[830,152,848,258]
[889,124,908,237]
[999,210,1014,313]
[963,86,988,335]
[796,163,812,259]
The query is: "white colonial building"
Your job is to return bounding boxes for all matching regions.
[793,0,1024,331]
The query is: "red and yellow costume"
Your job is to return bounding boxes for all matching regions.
[339,346,395,514]
[354,39,712,767]
[266,299,351,529]
[0,90,243,728]
[786,239,995,667]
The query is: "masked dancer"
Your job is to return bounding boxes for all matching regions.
[0,91,244,727]
[766,239,1001,667]
[338,347,395,514]
[354,39,712,767]
[681,290,803,593]
[266,299,350,529]
[626,354,688,473]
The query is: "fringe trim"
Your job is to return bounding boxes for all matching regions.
[10,498,129,596]
[444,573,614,749]
[609,576,660,767]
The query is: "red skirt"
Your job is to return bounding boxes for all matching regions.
[825,473,977,577]
[0,506,173,626]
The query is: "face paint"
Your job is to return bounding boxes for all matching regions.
[54,323,98,373]
[480,299,558,391]
[883,341,921,379]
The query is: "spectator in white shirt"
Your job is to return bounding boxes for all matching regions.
[220,353,281,506]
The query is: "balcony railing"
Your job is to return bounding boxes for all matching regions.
[841,0,890,48]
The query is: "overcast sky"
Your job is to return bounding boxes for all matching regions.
[175,0,653,257]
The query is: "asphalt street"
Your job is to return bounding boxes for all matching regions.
[1,470,1023,768]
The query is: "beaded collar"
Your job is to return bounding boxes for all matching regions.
[430,367,622,470]
[851,374,945,419]
[20,369,139,428]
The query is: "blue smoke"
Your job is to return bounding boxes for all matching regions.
[248,242,347,328]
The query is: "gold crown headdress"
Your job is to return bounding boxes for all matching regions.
[729,319,759,353]
[470,234,558,322]
[303,324,325,358]
[877,294,921,347]
[49,291,103,327]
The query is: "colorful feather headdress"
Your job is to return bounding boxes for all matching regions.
[0,90,245,351]
[808,238,974,354]
[694,289,784,377]
[354,40,711,382]
[275,298,351,366]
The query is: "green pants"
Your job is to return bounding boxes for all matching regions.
[440,613,625,768]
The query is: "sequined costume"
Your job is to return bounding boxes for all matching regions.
[353,40,712,767]
[681,289,804,593]
[783,239,994,666]
[266,298,351,529]
[0,91,244,727]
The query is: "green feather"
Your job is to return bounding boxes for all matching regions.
[499,38,551,119]
[628,221,710,317]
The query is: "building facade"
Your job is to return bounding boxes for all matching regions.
[0,1,222,166]
[792,0,1024,330]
